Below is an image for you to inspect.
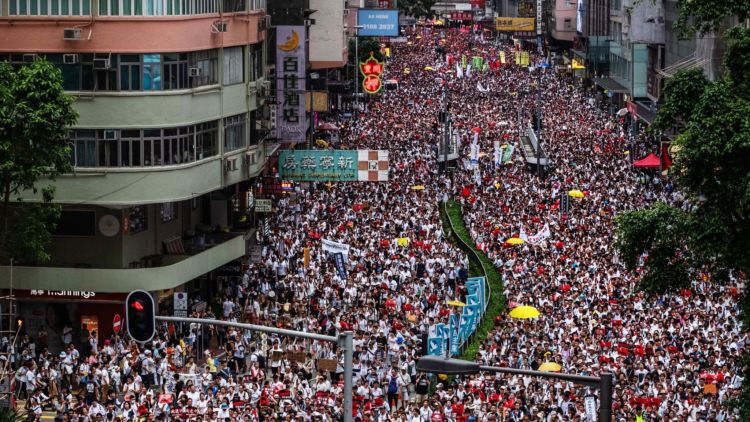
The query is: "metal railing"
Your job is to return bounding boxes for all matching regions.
[441,200,491,353]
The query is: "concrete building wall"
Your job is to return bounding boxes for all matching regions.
[310,0,347,69]
[551,0,577,41]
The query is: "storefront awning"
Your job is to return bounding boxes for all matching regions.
[592,77,629,93]
[635,101,657,123]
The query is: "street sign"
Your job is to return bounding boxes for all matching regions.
[112,314,122,334]
[255,199,273,213]
[174,292,188,318]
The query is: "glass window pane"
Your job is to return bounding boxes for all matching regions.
[134,0,142,14]
[20,0,28,14]
[82,0,90,14]
[72,0,80,14]
[131,65,141,90]
[41,0,48,14]
[30,0,38,15]
[120,141,129,166]
[153,140,162,165]
[61,0,68,14]
[132,141,141,166]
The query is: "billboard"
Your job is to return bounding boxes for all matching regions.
[357,9,399,37]
[279,150,389,182]
[495,17,535,31]
[276,26,307,143]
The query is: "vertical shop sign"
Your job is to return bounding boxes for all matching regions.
[276,26,307,143]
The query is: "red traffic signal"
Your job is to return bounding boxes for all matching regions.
[126,290,155,343]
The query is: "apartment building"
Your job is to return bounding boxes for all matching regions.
[0,0,273,338]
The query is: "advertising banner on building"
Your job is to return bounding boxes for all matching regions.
[495,17,535,31]
[276,26,307,143]
[279,150,389,182]
[357,9,399,37]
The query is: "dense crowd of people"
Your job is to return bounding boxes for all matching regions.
[4,25,746,422]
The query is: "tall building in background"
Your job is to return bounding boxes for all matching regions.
[0,0,272,339]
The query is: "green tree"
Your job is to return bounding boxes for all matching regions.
[348,37,385,64]
[672,0,750,36]
[397,0,436,19]
[0,59,77,264]
[615,26,750,420]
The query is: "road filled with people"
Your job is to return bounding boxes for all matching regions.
[7,27,747,422]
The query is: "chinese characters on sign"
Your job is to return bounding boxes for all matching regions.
[360,52,385,95]
[494,17,535,31]
[276,26,307,143]
[279,150,389,182]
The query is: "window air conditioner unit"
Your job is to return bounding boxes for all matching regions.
[212,21,228,33]
[261,80,271,90]
[188,67,202,77]
[343,9,349,16]
[225,158,238,172]
[93,58,110,69]
[63,28,82,40]
[63,54,79,64]
[103,129,119,140]
[22,54,38,63]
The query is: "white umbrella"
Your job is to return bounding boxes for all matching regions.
[616,108,629,117]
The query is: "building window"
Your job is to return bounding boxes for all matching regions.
[223,47,244,86]
[10,0,90,15]
[3,51,218,91]
[99,0,219,15]
[51,210,96,237]
[161,202,178,223]
[224,113,247,152]
[196,121,218,159]
[143,54,161,90]
[190,50,220,88]
[125,206,147,234]
[564,18,572,30]
[223,0,244,12]
[69,121,220,168]
[71,130,97,166]
[248,44,263,82]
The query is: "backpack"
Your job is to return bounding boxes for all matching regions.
[255,353,266,369]
[388,376,398,394]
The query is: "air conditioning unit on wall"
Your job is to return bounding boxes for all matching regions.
[63,28,82,40]
[225,158,238,172]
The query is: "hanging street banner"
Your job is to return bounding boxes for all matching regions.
[322,238,351,257]
[428,337,444,356]
[357,9,399,37]
[449,314,460,356]
[279,150,389,182]
[276,25,307,143]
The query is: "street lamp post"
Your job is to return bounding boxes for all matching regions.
[353,25,364,123]
[417,355,614,422]
[156,316,355,422]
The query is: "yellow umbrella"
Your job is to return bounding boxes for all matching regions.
[568,189,585,198]
[446,300,466,307]
[411,185,426,191]
[424,66,434,71]
[538,362,562,372]
[506,237,524,245]
[509,305,540,319]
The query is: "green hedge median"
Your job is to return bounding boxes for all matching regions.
[440,200,505,360]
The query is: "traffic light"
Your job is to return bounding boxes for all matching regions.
[126,290,155,343]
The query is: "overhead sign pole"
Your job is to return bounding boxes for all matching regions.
[154,316,355,422]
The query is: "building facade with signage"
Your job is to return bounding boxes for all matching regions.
[0,0,273,330]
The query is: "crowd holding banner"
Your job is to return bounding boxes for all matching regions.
[3,25,746,422]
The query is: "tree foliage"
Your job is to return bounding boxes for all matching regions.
[0,59,77,264]
[673,0,750,36]
[397,0,436,19]
[649,68,708,133]
[348,37,385,64]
